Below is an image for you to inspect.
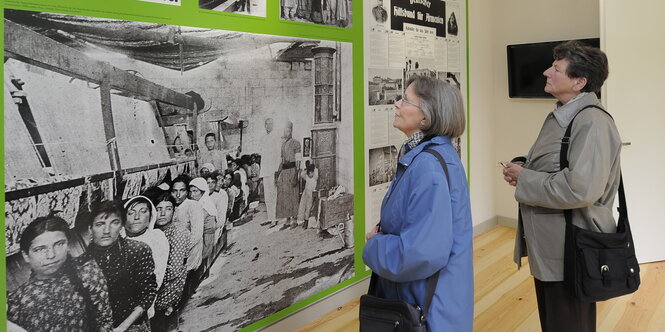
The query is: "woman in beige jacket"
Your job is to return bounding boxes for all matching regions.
[502,40,621,332]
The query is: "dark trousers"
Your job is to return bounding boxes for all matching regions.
[534,278,596,332]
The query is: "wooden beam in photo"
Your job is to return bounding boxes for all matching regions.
[99,70,123,175]
[4,20,195,110]
[6,12,312,60]
[150,101,175,159]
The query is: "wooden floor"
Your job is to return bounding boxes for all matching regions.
[296,226,665,332]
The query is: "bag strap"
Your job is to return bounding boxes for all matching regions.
[368,148,450,321]
[559,105,627,226]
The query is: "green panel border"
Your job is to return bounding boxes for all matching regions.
[2,6,7,330]
[466,0,471,185]
[0,0,368,331]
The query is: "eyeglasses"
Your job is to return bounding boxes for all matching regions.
[395,95,420,108]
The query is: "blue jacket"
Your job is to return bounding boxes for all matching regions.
[362,136,474,332]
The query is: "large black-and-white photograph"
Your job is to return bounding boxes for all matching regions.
[281,0,353,28]
[4,9,354,332]
[199,0,266,17]
[368,146,397,187]
[368,68,403,106]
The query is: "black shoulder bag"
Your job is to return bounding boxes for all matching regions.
[561,105,640,302]
[360,149,449,331]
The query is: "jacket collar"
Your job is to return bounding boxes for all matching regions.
[398,135,451,167]
[552,92,602,127]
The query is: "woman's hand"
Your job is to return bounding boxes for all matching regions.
[366,225,380,241]
[502,162,524,186]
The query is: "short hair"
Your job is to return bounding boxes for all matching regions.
[20,214,71,253]
[240,154,252,166]
[152,191,176,208]
[89,200,126,226]
[204,133,216,141]
[205,171,219,181]
[172,174,192,188]
[406,76,465,138]
[553,40,609,93]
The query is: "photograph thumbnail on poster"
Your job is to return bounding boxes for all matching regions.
[281,0,353,28]
[200,0,266,17]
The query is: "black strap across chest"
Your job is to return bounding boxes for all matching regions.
[559,105,627,226]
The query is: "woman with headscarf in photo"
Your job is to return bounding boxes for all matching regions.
[7,215,114,332]
[82,200,157,332]
[188,177,218,276]
[149,192,189,332]
[123,196,170,318]
[275,120,301,227]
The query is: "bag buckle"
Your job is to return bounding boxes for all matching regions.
[601,264,611,287]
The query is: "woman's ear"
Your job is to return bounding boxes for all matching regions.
[574,77,588,92]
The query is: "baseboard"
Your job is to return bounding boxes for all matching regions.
[473,216,498,236]
[497,215,518,228]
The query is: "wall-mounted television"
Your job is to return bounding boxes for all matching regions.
[507,38,600,98]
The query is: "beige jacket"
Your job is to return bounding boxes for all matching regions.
[513,93,622,281]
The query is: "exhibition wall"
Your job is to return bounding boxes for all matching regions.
[7,0,660,330]
[0,0,467,331]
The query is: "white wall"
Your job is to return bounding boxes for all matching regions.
[467,0,497,226]
[488,0,601,219]
[601,0,665,263]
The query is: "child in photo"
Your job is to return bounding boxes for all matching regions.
[297,160,318,228]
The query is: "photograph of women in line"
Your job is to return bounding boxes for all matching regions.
[4,9,354,331]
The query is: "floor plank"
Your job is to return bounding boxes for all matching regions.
[296,226,665,332]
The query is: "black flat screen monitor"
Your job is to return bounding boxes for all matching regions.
[507,38,600,98]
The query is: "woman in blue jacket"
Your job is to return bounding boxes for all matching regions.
[363,76,473,331]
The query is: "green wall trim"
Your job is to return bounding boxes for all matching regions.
[466,0,471,186]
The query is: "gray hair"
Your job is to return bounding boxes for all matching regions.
[407,76,465,138]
